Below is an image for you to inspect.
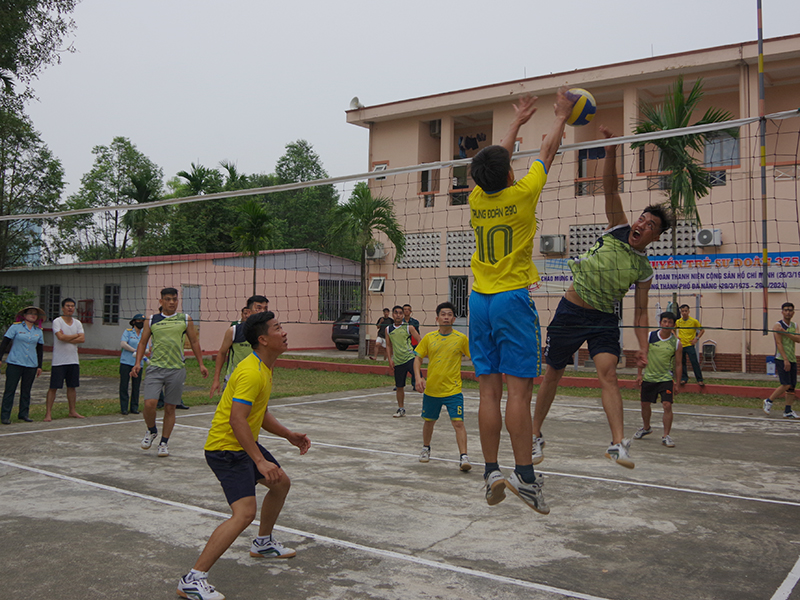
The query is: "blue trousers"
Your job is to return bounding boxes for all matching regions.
[681,345,704,383]
[2,363,37,421]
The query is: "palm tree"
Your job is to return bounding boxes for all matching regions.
[122,168,163,256]
[632,75,735,308]
[330,182,406,358]
[232,199,275,295]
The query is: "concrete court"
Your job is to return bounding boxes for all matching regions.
[0,387,799,600]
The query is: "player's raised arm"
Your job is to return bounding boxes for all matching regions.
[539,88,577,172]
[499,95,538,158]
[599,125,627,229]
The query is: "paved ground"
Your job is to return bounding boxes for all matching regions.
[0,382,798,600]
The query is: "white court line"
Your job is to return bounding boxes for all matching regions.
[0,457,612,600]
[771,555,800,600]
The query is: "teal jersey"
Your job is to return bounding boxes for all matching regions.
[226,323,252,378]
[569,224,653,314]
[387,322,414,364]
[642,330,680,383]
[775,320,797,363]
[149,312,188,369]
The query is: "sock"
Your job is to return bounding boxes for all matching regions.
[785,405,793,413]
[254,534,273,544]
[515,464,536,484]
[423,445,431,451]
[160,436,169,445]
[484,462,499,478]
[188,569,207,581]
[460,453,468,458]
[148,426,157,435]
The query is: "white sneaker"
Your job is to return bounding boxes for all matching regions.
[419,447,430,463]
[177,574,225,600]
[157,442,169,457]
[605,439,635,469]
[459,454,472,472]
[532,436,545,465]
[393,408,406,418]
[763,399,773,415]
[506,471,550,515]
[141,431,157,450]
[633,427,652,440]
[250,536,296,558]
[783,410,800,419]
[662,435,675,448]
[484,470,507,506]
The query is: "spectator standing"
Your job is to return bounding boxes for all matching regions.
[370,308,393,361]
[120,313,146,415]
[0,306,46,424]
[676,304,705,386]
[44,298,85,422]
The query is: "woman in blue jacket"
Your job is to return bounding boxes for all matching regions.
[0,306,46,424]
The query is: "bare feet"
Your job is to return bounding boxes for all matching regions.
[43,415,52,422]
[68,413,86,419]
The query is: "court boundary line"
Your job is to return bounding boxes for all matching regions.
[0,457,612,600]
[771,555,800,600]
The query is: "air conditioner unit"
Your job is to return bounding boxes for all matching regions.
[696,228,722,247]
[540,234,566,254]
[365,242,386,260]
[429,119,442,137]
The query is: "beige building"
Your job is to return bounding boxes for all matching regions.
[347,34,800,372]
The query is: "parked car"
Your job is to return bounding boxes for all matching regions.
[331,310,360,350]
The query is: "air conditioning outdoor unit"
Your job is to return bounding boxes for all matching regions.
[429,119,442,137]
[696,228,722,247]
[540,234,566,254]
[366,242,386,260]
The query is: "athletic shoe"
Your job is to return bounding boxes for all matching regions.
[419,447,430,463]
[532,436,545,465]
[484,470,507,506]
[506,471,550,515]
[393,408,405,418]
[157,442,169,457]
[177,574,225,600]
[141,431,158,450]
[459,454,472,472]
[605,439,635,469]
[783,410,800,419]
[662,435,675,447]
[250,537,296,558]
[633,427,653,440]
[763,399,773,414]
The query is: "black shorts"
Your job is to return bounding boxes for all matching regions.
[776,359,797,391]
[205,443,281,505]
[49,364,80,389]
[545,297,621,370]
[393,358,415,388]
[641,380,674,404]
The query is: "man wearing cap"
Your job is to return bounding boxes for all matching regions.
[0,306,46,424]
[120,314,147,415]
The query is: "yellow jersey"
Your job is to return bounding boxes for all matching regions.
[415,329,470,397]
[676,317,702,348]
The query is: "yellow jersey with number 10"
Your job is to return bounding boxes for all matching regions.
[469,159,547,294]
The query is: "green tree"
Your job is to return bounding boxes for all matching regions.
[0,0,77,94]
[121,164,164,256]
[330,182,405,358]
[0,286,35,334]
[0,94,64,269]
[55,137,163,261]
[232,199,277,295]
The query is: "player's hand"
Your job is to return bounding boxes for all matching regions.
[256,460,284,484]
[635,376,642,388]
[786,360,791,372]
[36,368,42,378]
[512,95,538,126]
[415,379,426,393]
[209,380,220,399]
[555,87,578,121]
[388,359,394,369]
[599,125,618,154]
[199,364,209,378]
[131,365,140,378]
[287,431,311,455]
[635,349,648,368]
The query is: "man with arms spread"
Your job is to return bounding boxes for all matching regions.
[676,304,705,386]
[764,302,800,419]
[413,302,472,471]
[533,126,673,469]
[210,295,269,398]
[468,89,576,513]
[44,298,85,422]
[132,287,208,457]
[177,311,309,600]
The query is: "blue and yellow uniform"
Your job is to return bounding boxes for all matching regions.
[468,159,547,378]
[416,330,470,421]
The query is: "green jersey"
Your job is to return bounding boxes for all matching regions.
[642,330,680,383]
[569,225,653,314]
[775,320,797,363]
[387,322,414,364]
[226,323,252,379]
[149,312,188,369]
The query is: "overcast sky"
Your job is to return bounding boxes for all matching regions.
[24,0,800,199]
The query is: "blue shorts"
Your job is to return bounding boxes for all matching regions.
[205,443,281,505]
[421,393,464,421]
[544,297,620,370]
[468,288,542,378]
[776,359,797,391]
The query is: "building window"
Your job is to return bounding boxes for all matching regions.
[449,276,468,318]
[40,285,60,322]
[372,162,388,181]
[423,194,435,208]
[420,169,439,193]
[704,131,739,168]
[103,284,120,324]
[318,279,360,321]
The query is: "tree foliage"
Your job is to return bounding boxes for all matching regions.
[55,137,163,261]
[0,93,64,268]
[0,286,36,334]
[232,198,277,295]
[0,0,77,94]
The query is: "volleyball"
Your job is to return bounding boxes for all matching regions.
[566,88,597,126]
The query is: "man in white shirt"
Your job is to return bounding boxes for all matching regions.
[44,298,86,422]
